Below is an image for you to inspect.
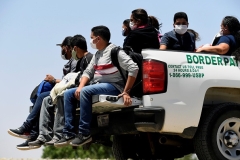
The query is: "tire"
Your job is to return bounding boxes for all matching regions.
[112,135,137,160]
[112,134,182,160]
[194,103,240,160]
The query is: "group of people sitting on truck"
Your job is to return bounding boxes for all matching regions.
[8,8,240,150]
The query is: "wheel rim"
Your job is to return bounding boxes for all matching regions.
[217,117,240,160]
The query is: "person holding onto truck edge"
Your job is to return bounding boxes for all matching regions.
[196,16,240,56]
[54,25,139,147]
[123,8,160,53]
[27,35,93,148]
[8,36,80,150]
[160,12,196,51]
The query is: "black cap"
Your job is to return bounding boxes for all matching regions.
[56,36,72,47]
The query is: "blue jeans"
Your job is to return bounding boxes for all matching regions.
[22,91,50,139]
[63,83,120,136]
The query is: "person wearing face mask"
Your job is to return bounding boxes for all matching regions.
[122,19,131,37]
[197,16,240,56]
[123,8,160,54]
[27,35,93,148]
[8,36,81,150]
[160,12,196,51]
[71,35,93,76]
[57,36,78,78]
[211,32,222,46]
[54,25,138,147]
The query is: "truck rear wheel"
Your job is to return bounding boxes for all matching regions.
[194,103,240,160]
[112,134,155,160]
[112,135,137,160]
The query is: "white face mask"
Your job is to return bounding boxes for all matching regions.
[219,29,224,36]
[129,21,136,30]
[174,25,188,35]
[71,50,79,60]
[122,28,126,36]
[90,39,97,49]
[61,51,67,60]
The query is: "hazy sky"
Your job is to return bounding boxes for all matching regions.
[0,0,239,158]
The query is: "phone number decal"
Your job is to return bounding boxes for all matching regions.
[169,73,204,78]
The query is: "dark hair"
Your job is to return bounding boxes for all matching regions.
[187,29,200,41]
[224,16,240,60]
[123,19,130,26]
[148,16,162,31]
[70,35,87,50]
[123,19,131,30]
[59,36,72,47]
[222,16,240,35]
[132,8,148,24]
[174,12,188,22]
[91,25,111,42]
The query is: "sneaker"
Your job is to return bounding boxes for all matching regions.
[45,138,59,146]
[16,139,41,150]
[54,135,74,147]
[70,133,92,147]
[28,139,45,146]
[8,127,30,139]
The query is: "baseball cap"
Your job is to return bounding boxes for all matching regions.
[56,36,72,46]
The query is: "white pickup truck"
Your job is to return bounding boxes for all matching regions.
[84,49,240,160]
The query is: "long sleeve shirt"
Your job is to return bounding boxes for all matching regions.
[82,43,139,92]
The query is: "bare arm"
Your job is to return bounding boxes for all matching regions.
[78,76,89,89]
[196,43,230,55]
[159,32,169,50]
[117,50,139,106]
[74,76,90,100]
[160,44,167,50]
[44,74,61,83]
[123,76,136,94]
[118,76,136,106]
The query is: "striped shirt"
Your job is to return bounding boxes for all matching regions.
[82,43,139,92]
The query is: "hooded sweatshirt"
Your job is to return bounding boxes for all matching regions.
[123,25,160,53]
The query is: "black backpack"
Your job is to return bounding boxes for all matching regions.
[111,46,143,98]
[74,53,93,87]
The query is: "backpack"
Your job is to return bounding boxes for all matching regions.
[74,53,93,87]
[30,80,55,104]
[111,46,143,98]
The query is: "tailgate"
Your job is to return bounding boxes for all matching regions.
[91,95,142,113]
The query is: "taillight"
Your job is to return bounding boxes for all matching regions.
[142,59,167,94]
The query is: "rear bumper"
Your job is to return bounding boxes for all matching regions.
[134,107,165,132]
[90,107,165,135]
